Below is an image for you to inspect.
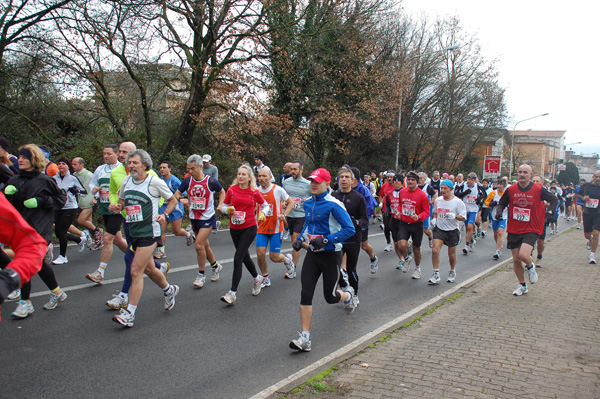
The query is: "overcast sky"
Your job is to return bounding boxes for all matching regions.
[401,0,600,156]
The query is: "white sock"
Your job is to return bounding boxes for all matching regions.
[301,331,310,340]
[126,304,137,315]
[98,262,108,276]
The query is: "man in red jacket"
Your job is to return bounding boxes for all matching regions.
[0,192,46,320]
[386,171,430,279]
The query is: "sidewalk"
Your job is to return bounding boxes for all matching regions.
[275,227,600,398]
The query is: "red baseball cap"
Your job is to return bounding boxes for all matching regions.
[308,168,331,183]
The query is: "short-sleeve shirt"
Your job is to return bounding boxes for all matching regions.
[224,185,266,229]
[434,196,467,231]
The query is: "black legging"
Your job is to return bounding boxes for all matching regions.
[229,225,258,292]
[383,213,392,244]
[54,209,80,257]
[300,250,343,306]
[21,260,59,301]
[338,241,361,294]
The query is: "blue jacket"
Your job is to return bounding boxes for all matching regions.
[355,180,378,219]
[300,191,355,252]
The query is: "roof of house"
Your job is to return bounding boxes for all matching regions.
[509,130,566,137]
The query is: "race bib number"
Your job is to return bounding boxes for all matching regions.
[567,193,574,198]
[190,197,206,210]
[390,204,398,214]
[266,204,274,217]
[125,205,143,223]
[585,199,599,209]
[100,189,110,204]
[307,234,324,252]
[293,197,302,209]
[438,208,451,219]
[513,207,530,222]
[402,204,415,216]
[231,211,246,225]
[465,194,477,204]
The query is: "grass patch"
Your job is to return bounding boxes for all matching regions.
[401,291,464,329]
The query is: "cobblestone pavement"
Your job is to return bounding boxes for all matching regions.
[276,227,600,398]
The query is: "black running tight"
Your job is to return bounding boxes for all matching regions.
[229,225,258,292]
[54,209,80,257]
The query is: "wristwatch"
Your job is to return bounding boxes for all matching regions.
[163,212,170,218]
[322,237,329,244]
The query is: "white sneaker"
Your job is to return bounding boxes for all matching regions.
[113,308,135,327]
[282,230,290,241]
[164,285,179,311]
[468,241,474,252]
[284,254,295,277]
[289,333,311,352]
[44,243,53,264]
[493,250,501,260]
[52,255,68,265]
[428,272,441,285]
[577,224,582,229]
[43,291,67,309]
[402,256,412,272]
[86,270,104,285]
[370,256,378,274]
[462,245,469,255]
[343,286,357,314]
[428,237,433,249]
[587,238,592,251]
[213,220,221,234]
[411,267,421,279]
[11,300,34,318]
[77,235,87,252]
[384,243,393,252]
[154,247,167,259]
[527,263,538,284]
[221,290,236,305]
[7,289,21,301]
[106,293,128,310]
[261,275,271,288]
[211,263,223,282]
[512,284,528,296]
[589,254,597,265]
[193,273,206,288]
[252,275,264,296]
[186,232,195,246]
[447,270,456,283]
[160,262,170,280]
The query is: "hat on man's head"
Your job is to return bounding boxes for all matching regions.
[441,179,454,190]
[202,154,211,162]
[308,168,331,183]
[0,137,10,152]
[406,171,419,181]
[385,171,395,177]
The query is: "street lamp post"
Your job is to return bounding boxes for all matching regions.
[395,45,460,172]
[508,112,549,179]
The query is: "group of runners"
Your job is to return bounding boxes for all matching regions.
[1,138,599,351]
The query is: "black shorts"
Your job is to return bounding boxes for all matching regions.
[391,219,424,247]
[506,232,539,249]
[361,227,369,242]
[102,214,124,236]
[130,236,162,250]
[287,217,305,235]
[432,227,461,247]
[583,212,600,234]
[480,208,491,223]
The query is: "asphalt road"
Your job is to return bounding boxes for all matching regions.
[0,218,572,398]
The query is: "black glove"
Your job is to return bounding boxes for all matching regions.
[495,208,504,220]
[68,186,80,195]
[490,200,498,208]
[292,239,303,252]
[0,268,21,305]
[309,236,327,251]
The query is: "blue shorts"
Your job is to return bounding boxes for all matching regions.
[256,233,282,253]
[191,214,217,233]
[423,204,433,230]
[464,212,477,226]
[159,202,184,222]
[492,219,506,231]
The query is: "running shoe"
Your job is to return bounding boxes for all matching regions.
[411,267,421,279]
[462,245,469,255]
[403,256,412,272]
[186,232,195,246]
[7,289,21,301]
[252,275,264,296]
[211,263,223,282]
[512,284,528,296]
[379,223,384,231]
[481,230,486,238]
[284,254,295,276]
[577,224,582,230]
[468,241,474,252]
[106,293,128,310]
[396,259,405,270]
[527,263,538,284]
[221,290,236,305]
[83,230,94,248]
[213,220,221,234]
[261,275,272,288]
[285,264,297,279]
[289,333,311,352]
[154,247,166,259]
[91,229,104,250]
[164,285,179,311]
[407,241,413,256]
[113,308,135,327]
[52,255,68,265]
[536,256,543,268]
[193,273,206,288]
[370,256,378,274]
[77,235,87,252]
[11,300,34,318]
[587,238,592,251]
[493,250,500,260]
[428,272,441,285]
[160,262,170,280]
[589,254,597,265]
[343,286,357,314]
[86,270,103,284]
[44,243,53,264]
[447,270,456,283]
[282,230,290,241]
[428,237,433,249]
[384,243,393,252]
[43,291,68,310]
